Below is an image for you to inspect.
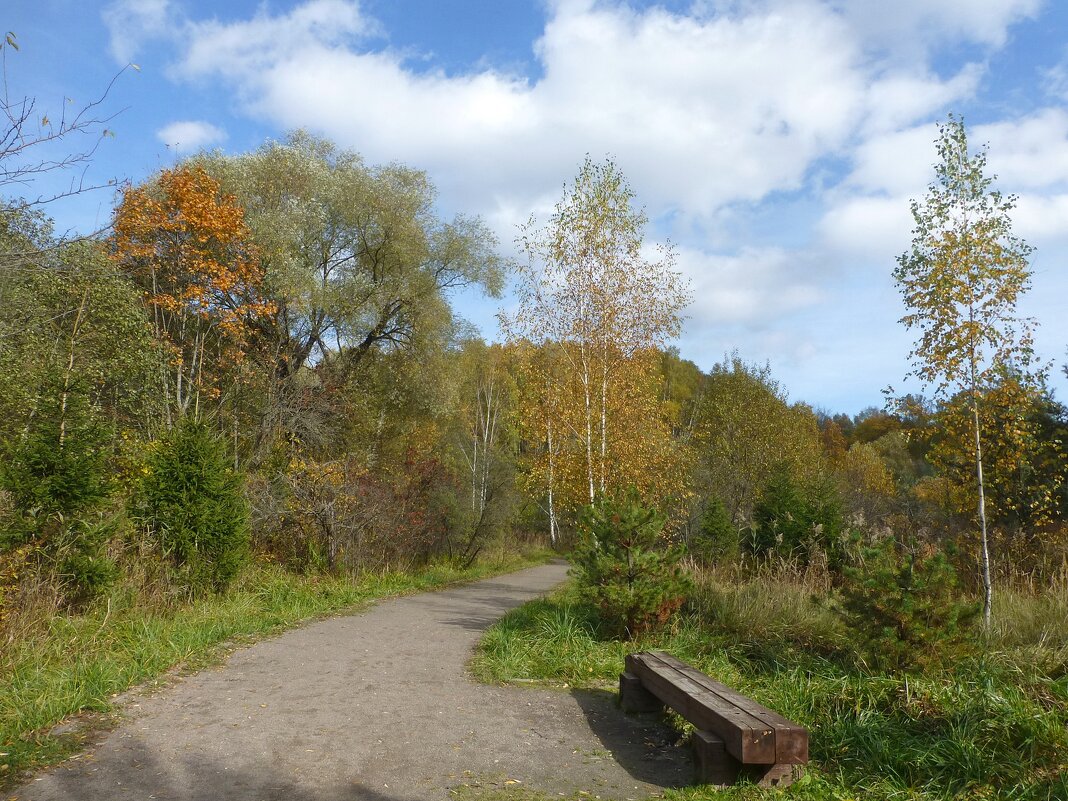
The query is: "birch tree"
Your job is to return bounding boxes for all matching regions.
[501,157,690,516]
[893,116,1036,626]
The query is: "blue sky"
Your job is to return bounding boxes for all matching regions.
[7,0,1068,414]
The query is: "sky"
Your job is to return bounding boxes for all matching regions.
[6,0,1068,414]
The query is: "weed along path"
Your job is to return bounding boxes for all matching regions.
[12,561,690,801]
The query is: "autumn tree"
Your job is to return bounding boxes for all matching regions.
[927,371,1067,562]
[501,157,691,518]
[198,133,503,461]
[511,341,576,543]
[893,116,1036,625]
[111,165,274,425]
[692,354,824,525]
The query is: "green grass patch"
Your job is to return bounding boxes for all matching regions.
[472,573,1068,801]
[0,547,551,785]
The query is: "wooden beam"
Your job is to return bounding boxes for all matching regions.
[625,652,777,763]
[649,651,808,764]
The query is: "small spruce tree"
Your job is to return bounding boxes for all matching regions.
[0,375,117,603]
[751,463,806,557]
[1,374,111,523]
[836,537,978,670]
[140,418,249,593]
[751,463,845,567]
[690,496,739,567]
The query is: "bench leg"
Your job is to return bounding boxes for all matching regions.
[618,672,663,713]
[692,730,740,786]
[693,732,805,788]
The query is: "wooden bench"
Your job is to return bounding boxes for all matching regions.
[619,650,808,787]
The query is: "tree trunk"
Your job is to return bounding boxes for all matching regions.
[972,396,993,626]
[547,417,557,546]
[581,353,595,503]
[58,289,90,447]
[600,363,608,496]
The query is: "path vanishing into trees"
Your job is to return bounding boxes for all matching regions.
[13,562,690,800]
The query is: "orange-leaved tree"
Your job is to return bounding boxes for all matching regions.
[111,165,274,424]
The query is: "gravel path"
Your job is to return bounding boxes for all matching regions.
[12,562,690,800]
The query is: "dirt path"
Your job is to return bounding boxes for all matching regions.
[12,562,690,800]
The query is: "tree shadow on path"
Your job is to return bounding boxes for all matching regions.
[23,733,447,801]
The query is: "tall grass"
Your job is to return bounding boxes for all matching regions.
[472,567,1068,801]
[0,545,550,784]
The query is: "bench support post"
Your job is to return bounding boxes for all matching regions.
[692,730,740,786]
[744,763,805,788]
[618,671,663,713]
[692,732,805,788]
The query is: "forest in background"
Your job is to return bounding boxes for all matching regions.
[4,126,1067,624]
[1,41,1067,796]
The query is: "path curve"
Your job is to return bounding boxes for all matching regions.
[13,562,690,800]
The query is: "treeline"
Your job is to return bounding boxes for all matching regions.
[3,125,1067,642]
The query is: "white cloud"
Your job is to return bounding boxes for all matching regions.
[818,194,915,264]
[861,65,982,135]
[977,109,1068,191]
[1012,194,1068,244]
[842,125,936,196]
[831,0,1042,53]
[118,0,1031,229]
[104,0,1067,407]
[695,0,1040,56]
[103,0,174,63]
[679,245,825,327]
[157,0,877,222]
[156,120,227,152]
[177,0,376,81]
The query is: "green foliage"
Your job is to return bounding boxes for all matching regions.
[51,517,120,606]
[689,497,739,567]
[139,419,249,593]
[692,354,824,524]
[0,375,112,523]
[0,241,161,451]
[0,375,118,606]
[750,464,844,567]
[836,537,979,670]
[569,491,691,638]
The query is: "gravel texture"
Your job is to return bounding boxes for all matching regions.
[12,561,691,800]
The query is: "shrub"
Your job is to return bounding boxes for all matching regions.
[835,536,979,670]
[0,378,118,608]
[569,490,691,639]
[139,418,248,593]
[690,496,739,567]
[751,463,845,568]
[54,516,119,605]
[0,375,112,525]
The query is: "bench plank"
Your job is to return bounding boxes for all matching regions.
[650,651,808,764]
[626,652,777,763]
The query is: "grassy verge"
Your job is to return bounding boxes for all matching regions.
[470,573,1068,801]
[0,546,551,785]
